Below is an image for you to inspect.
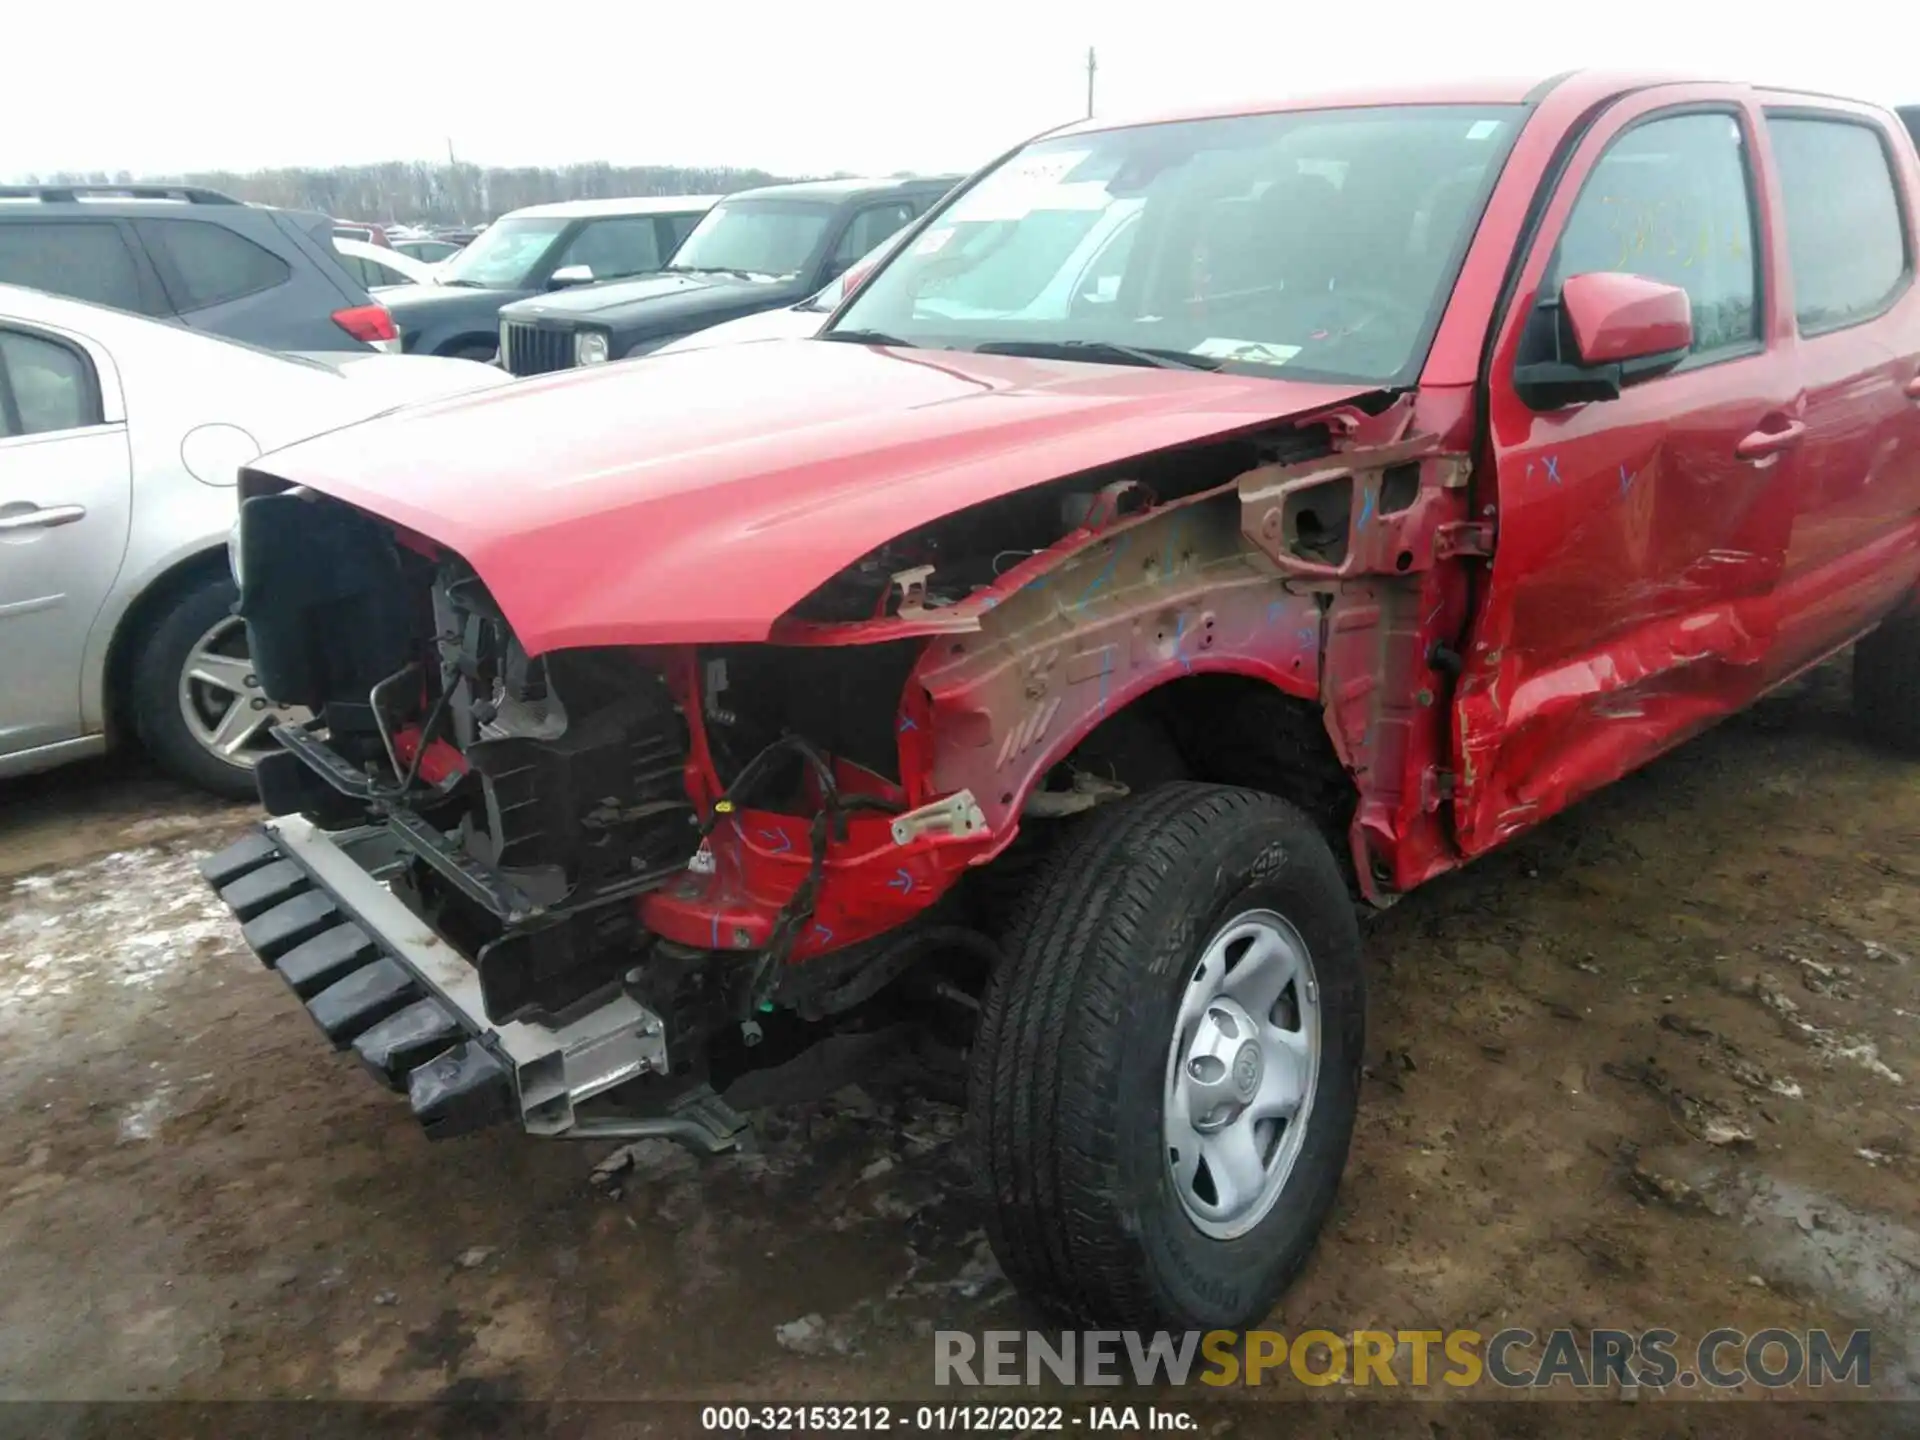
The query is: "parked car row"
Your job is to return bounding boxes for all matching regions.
[0,174,959,795]
[373,195,719,361]
[492,175,957,372]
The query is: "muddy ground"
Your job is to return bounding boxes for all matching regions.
[0,660,1914,1438]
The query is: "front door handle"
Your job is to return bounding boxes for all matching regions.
[1734,421,1806,463]
[0,503,87,532]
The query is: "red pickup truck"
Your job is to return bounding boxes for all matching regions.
[205,72,1920,1330]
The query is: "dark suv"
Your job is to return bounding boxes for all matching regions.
[496,176,959,374]
[0,184,395,351]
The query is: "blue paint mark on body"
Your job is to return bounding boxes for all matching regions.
[888,869,915,895]
[1543,455,1562,485]
[1357,489,1375,528]
[1172,614,1193,673]
[1074,536,1129,606]
[897,714,917,733]
[811,923,835,946]
[1619,462,1634,497]
[756,827,792,855]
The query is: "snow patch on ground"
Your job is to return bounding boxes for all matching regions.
[0,848,239,1020]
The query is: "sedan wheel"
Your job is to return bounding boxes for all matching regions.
[132,572,304,800]
[177,614,308,767]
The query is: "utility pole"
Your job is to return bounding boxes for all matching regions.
[1086,46,1097,119]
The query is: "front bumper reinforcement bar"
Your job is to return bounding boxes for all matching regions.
[199,816,672,1140]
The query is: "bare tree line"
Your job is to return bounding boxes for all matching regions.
[18,161,866,224]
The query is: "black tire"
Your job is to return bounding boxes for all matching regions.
[970,782,1363,1329]
[130,573,261,801]
[1854,614,1920,754]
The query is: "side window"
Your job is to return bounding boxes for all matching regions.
[829,203,917,272]
[1766,115,1909,333]
[558,217,663,280]
[136,219,292,311]
[1550,112,1760,358]
[0,330,101,439]
[0,222,154,315]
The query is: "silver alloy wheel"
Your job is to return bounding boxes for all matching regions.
[176,615,309,769]
[1163,908,1322,1240]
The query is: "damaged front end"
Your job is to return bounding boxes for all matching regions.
[206,481,998,1148]
[205,373,1482,1152]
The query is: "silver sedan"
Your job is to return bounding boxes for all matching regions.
[0,284,511,797]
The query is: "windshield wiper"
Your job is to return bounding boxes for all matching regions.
[819,328,914,347]
[971,339,1223,371]
[668,265,765,281]
[436,277,484,288]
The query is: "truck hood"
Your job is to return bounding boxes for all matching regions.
[247,339,1376,652]
[500,269,805,345]
[653,302,828,355]
[502,270,735,319]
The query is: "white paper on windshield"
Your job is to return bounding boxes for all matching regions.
[914,227,955,255]
[947,153,1103,222]
[1190,338,1303,366]
[999,149,1090,185]
[1464,119,1503,141]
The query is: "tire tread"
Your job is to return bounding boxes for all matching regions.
[971,782,1354,1327]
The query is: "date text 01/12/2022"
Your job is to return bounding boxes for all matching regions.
[698,1405,1194,1432]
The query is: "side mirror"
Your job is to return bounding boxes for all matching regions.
[548,264,594,290]
[1513,272,1692,410]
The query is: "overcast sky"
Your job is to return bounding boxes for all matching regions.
[6,0,1912,180]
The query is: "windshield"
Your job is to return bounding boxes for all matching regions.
[436,216,569,287]
[669,199,835,280]
[831,105,1524,384]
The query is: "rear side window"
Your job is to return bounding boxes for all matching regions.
[1551,112,1761,357]
[1766,115,1910,333]
[136,219,292,311]
[0,329,101,438]
[0,221,153,314]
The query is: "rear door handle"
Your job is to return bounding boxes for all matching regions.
[0,504,87,532]
[1735,421,1806,463]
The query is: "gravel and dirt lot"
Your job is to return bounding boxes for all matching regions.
[0,659,1914,1437]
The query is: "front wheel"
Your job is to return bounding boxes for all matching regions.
[130,573,309,800]
[970,782,1364,1329]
